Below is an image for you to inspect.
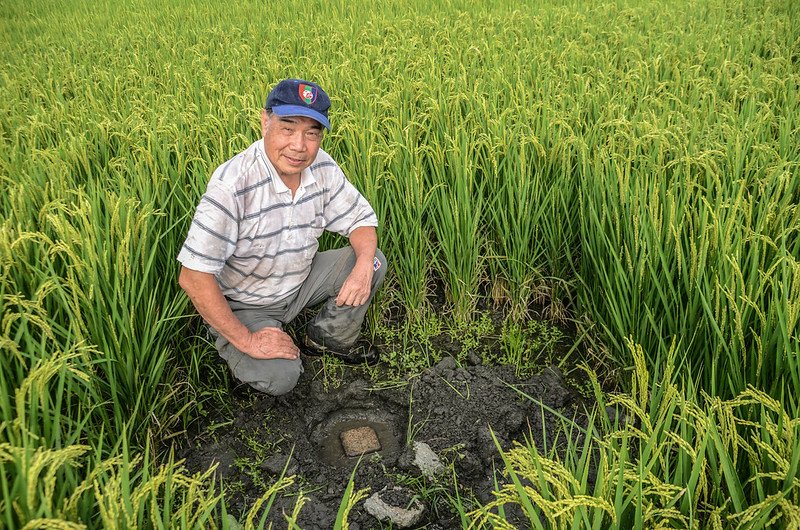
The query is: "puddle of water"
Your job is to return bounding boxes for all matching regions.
[318,418,403,467]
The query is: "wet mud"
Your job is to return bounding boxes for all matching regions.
[177,354,587,529]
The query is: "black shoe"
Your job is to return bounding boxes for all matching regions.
[301,335,381,366]
[299,336,324,357]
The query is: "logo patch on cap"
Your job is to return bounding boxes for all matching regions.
[299,84,317,105]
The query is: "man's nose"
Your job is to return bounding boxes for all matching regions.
[289,132,306,151]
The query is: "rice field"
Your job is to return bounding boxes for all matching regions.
[2,0,799,527]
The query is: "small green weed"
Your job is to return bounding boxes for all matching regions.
[377,314,444,377]
[310,355,346,391]
[487,319,565,376]
[448,312,495,356]
[238,425,283,460]
[234,456,273,492]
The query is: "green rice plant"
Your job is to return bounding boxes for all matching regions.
[0,343,234,530]
[2,0,799,525]
[470,341,800,529]
[484,125,548,319]
[576,129,800,401]
[37,190,190,441]
[0,242,108,448]
[333,461,371,530]
[379,103,436,317]
[483,113,578,321]
[425,124,489,323]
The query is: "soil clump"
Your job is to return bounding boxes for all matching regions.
[177,354,586,529]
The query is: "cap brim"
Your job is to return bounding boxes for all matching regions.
[271,105,330,130]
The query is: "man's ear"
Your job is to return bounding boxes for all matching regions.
[261,109,269,136]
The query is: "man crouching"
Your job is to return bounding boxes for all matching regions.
[178,78,386,395]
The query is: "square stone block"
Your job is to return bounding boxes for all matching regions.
[340,426,382,457]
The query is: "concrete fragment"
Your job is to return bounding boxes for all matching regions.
[364,486,425,528]
[412,441,444,480]
[340,426,381,457]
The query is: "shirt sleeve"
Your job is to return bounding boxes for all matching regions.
[177,178,240,274]
[323,166,378,237]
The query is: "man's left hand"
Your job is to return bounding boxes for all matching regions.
[336,261,374,307]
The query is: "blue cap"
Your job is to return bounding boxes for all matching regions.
[265,79,331,130]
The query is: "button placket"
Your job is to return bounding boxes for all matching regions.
[286,204,295,242]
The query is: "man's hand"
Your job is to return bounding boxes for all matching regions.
[336,261,374,307]
[239,327,300,360]
[339,226,378,307]
[179,268,300,360]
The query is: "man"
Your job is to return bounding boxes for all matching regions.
[178,78,386,396]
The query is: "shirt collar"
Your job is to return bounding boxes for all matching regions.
[256,140,318,193]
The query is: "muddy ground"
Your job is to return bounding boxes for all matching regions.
[177,345,591,529]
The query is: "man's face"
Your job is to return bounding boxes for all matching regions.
[261,110,324,183]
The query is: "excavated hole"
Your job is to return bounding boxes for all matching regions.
[312,408,405,467]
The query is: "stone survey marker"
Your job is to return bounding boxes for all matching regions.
[340,426,382,456]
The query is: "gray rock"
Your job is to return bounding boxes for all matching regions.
[467,351,482,366]
[412,441,444,481]
[435,356,457,372]
[364,486,425,528]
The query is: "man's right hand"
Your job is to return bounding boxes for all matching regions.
[239,327,300,360]
[179,267,301,361]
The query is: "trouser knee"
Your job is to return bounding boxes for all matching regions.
[220,344,304,396]
[373,248,387,287]
[247,359,303,396]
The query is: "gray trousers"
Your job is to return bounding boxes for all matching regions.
[216,247,387,395]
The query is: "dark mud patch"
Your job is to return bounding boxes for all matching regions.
[176,355,589,529]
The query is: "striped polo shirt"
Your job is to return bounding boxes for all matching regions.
[177,139,378,305]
